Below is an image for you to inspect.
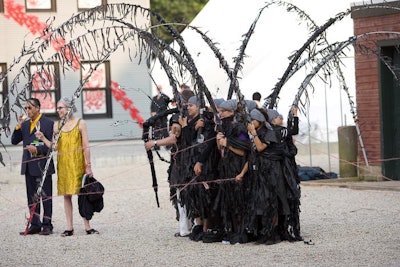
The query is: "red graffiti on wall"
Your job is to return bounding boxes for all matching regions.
[50,38,81,70]
[3,0,47,35]
[32,69,55,91]
[110,81,144,126]
[2,0,143,124]
[82,67,106,89]
[83,90,106,113]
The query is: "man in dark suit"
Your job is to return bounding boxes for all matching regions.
[11,98,55,235]
[150,85,171,140]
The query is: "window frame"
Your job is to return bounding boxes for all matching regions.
[29,62,61,117]
[0,0,4,13]
[80,61,112,119]
[77,0,107,11]
[25,0,56,12]
[0,63,9,116]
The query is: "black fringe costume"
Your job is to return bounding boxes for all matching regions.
[168,114,184,220]
[270,123,301,241]
[214,116,250,240]
[179,112,220,223]
[245,125,280,240]
[167,109,302,243]
[282,129,302,240]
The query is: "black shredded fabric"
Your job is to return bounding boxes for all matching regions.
[167,114,181,220]
[267,124,291,217]
[167,160,177,220]
[214,117,250,234]
[168,116,189,218]
[244,126,280,237]
[268,123,302,240]
[282,131,302,239]
[178,113,220,221]
[167,111,302,240]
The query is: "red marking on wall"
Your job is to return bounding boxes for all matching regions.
[3,0,143,124]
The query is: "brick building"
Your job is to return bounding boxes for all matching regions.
[352,0,400,180]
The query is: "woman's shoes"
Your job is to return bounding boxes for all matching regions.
[86,229,99,235]
[61,229,74,237]
[60,228,99,236]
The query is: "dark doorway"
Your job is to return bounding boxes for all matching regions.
[380,45,400,180]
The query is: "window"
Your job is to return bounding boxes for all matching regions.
[25,0,56,12]
[77,0,106,11]
[0,0,4,13]
[0,63,8,115]
[29,62,60,115]
[80,61,112,118]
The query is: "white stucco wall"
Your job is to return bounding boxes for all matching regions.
[0,0,152,145]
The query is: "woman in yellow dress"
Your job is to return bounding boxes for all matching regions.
[40,96,98,236]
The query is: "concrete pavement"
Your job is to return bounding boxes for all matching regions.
[302,177,400,192]
[1,139,400,266]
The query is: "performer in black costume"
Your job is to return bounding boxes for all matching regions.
[215,99,251,244]
[267,109,301,242]
[144,90,195,237]
[179,96,220,241]
[278,107,303,241]
[245,108,282,244]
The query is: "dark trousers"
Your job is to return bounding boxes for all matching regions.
[25,174,53,229]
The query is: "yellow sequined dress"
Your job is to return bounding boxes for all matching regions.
[57,119,85,195]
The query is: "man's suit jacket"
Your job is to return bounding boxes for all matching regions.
[11,115,55,176]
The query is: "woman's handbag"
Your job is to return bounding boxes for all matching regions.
[78,174,104,220]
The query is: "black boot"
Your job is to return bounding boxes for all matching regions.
[189,225,204,241]
[264,228,281,245]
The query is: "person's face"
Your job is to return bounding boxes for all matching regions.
[271,116,282,126]
[187,103,199,117]
[24,101,40,120]
[56,101,68,119]
[219,108,234,119]
[277,116,284,126]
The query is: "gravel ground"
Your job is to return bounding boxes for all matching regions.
[1,141,399,266]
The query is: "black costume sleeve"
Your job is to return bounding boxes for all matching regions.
[180,124,193,148]
[287,116,299,136]
[258,126,279,144]
[198,117,217,164]
[226,123,251,151]
[162,94,170,105]
[169,113,179,126]
[150,96,157,113]
[284,135,298,157]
